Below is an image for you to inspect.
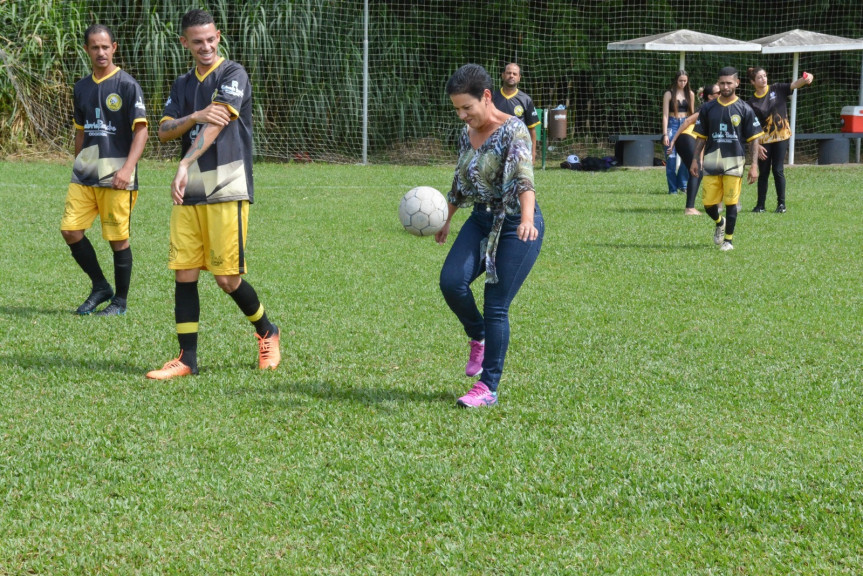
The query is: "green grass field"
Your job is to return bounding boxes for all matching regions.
[2,159,862,574]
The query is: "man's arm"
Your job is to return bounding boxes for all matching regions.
[112,123,149,190]
[74,128,84,157]
[690,137,705,177]
[746,139,761,184]
[158,103,231,143]
[528,126,537,163]
[171,121,227,204]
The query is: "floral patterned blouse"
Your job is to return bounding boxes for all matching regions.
[448,116,535,283]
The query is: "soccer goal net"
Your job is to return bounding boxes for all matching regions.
[1,1,861,164]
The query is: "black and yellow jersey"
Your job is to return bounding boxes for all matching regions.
[492,89,540,129]
[161,57,254,205]
[693,97,763,177]
[748,83,793,144]
[72,67,148,189]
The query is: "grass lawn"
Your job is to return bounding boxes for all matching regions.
[1,159,862,574]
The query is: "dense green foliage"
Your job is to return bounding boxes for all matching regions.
[1,1,862,161]
[1,160,862,573]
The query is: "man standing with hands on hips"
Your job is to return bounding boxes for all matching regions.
[147,9,280,379]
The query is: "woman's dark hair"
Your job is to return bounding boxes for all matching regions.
[181,9,215,32]
[84,24,115,45]
[667,70,694,115]
[747,66,766,83]
[705,84,719,100]
[446,64,492,100]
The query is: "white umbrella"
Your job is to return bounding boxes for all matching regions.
[751,29,863,164]
[607,29,761,70]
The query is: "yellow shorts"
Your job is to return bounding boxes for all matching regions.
[169,201,249,275]
[702,175,743,207]
[60,183,137,241]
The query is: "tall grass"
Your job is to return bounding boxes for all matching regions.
[1,1,861,161]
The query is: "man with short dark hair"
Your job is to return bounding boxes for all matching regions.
[691,66,763,252]
[147,9,280,379]
[492,63,540,162]
[61,24,148,316]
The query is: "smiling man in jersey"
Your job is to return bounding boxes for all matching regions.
[147,9,280,379]
[691,66,763,252]
[492,63,540,162]
[61,24,148,316]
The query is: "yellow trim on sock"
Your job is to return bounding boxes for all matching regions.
[176,322,199,334]
[246,304,264,323]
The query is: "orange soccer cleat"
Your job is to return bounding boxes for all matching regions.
[256,327,281,370]
[146,354,198,380]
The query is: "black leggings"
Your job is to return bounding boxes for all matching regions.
[757,139,789,207]
[674,133,700,209]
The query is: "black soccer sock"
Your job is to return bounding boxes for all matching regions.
[704,204,721,222]
[228,279,277,337]
[112,247,133,302]
[175,280,200,369]
[68,236,109,289]
[724,203,738,238]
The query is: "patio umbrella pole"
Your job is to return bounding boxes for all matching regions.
[789,53,800,165]
[858,54,862,163]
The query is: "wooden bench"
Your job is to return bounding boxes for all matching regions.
[609,134,662,167]
[795,133,859,165]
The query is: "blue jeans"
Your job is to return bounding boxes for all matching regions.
[666,117,689,194]
[439,204,544,392]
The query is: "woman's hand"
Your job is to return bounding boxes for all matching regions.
[517,220,538,242]
[435,220,451,245]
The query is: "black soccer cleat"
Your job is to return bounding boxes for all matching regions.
[775,204,787,213]
[95,298,127,317]
[751,206,766,213]
[76,286,114,315]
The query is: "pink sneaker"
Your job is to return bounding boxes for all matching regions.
[465,340,484,377]
[456,381,498,408]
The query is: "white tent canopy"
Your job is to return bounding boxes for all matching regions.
[750,29,863,164]
[607,29,761,69]
[608,28,863,163]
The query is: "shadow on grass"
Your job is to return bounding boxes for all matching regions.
[0,352,144,376]
[232,380,453,406]
[0,305,75,317]
[587,241,703,250]
[611,206,684,214]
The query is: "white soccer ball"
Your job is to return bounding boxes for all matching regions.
[398,186,448,236]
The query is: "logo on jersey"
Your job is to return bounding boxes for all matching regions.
[221,80,244,98]
[513,105,524,117]
[730,114,741,127]
[84,107,116,134]
[106,93,122,111]
[135,96,146,112]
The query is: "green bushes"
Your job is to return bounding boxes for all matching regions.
[1,1,861,162]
